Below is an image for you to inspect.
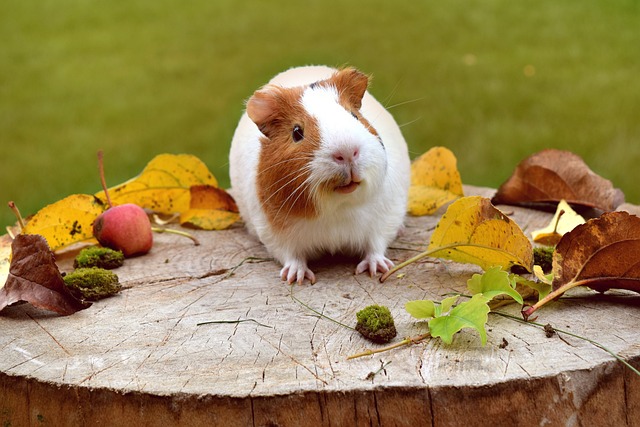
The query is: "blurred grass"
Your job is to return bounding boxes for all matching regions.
[1,0,639,228]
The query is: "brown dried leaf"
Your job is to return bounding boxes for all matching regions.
[0,234,91,315]
[492,149,624,212]
[522,211,640,319]
[179,185,240,230]
[188,185,238,212]
[552,211,640,293]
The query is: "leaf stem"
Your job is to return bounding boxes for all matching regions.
[151,226,200,245]
[347,333,431,360]
[8,201,25,231]
[521,276,633,320]
[97,150,112,208]
[381,242,530,282]
[222,256,271,280]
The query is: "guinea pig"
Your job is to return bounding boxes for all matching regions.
[229,65,410,284]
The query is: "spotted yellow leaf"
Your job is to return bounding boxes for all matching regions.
[427,196,533,271]
[408,146,464,216]
[21,194,106,251]
[382,196,533,282]
[95,154,219,215]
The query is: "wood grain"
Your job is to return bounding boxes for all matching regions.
[1,186,639,426]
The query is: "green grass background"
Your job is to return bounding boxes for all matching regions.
[1,0,639,228]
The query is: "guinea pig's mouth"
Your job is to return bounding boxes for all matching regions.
[334,180,360,194]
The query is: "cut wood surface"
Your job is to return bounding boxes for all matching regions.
[1,186,639,427]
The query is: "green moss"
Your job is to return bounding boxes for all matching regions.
[533,246,554,274]
[63,268,121,301]
[355,305,397,344]
[73,246,124,269]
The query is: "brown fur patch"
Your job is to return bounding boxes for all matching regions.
[250,86,320,231]
[317,68,380,138]
[330,67,368,110]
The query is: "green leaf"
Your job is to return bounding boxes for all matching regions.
[467,266,523,304]
[437,295,459,316]
[428,294,491,345]
[405,299,436,319]
[405,295,459,319]
[517,271,552,301]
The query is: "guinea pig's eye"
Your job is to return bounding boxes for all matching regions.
[292,125,304,142]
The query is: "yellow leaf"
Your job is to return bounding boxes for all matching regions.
[531,200,585,246]
[95,154,219,215]
[21,194,106,251]
[408,146,464,215]
[427,196,533,271]
[533,265,553,285]
[179,185,240,230]
[180,210,240,230]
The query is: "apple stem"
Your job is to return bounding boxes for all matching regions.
[97,150,113,208]
[8,201,25,231]
[151,226,200,246]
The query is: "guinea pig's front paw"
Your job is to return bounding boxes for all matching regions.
[355,254,394,278]
[281,260,316,285]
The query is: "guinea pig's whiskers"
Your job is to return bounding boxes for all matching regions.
[381,80,401,109]
[273,166,315,223]
[261,166,306,196]
[384,97,424,111]
[398,116,422,128]
[260,164,313,208]
[260,164,312,210]
[279,174,315,224]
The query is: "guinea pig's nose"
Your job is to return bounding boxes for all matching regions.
[332,147,359,164]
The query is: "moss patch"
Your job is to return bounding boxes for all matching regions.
[355,305,397,344]
[74,246,124,269]
[63,267,121,301]
[533,246,554,273]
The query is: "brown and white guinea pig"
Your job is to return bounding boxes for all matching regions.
[229,65,410,284]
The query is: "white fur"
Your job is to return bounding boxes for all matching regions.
[229,66,410,283]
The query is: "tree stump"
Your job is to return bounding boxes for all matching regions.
[1,186,639,426]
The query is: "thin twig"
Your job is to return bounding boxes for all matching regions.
[289,285,355,330]
[347,333,431,360]
[493,311,640,378]
[196,318,273,328]
[26,312,71,356]
[151,226,200,245]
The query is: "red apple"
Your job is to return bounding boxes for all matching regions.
[93,204,153,257]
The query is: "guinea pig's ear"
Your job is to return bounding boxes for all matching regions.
[246,85,281,135]
[331,67,369,111]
